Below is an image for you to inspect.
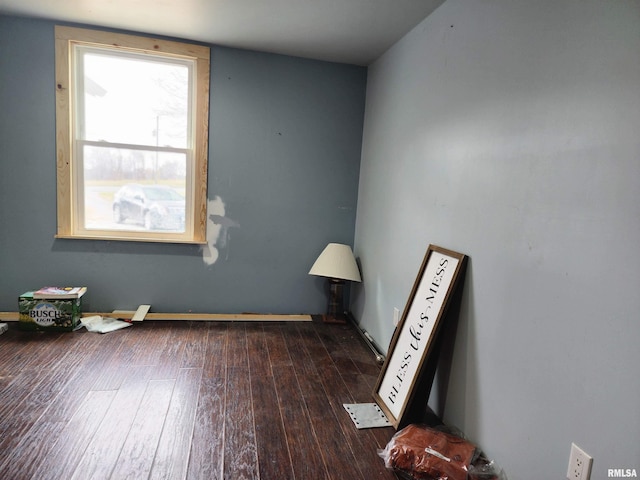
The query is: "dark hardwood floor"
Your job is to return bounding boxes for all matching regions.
[0,318,398,479]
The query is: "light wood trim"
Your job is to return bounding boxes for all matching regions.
[53,25,210,244]
[193,49,210,243]
[55,31,73,236]
[55,26,210,60]
[54,233,207,245]
[130,313,312,321]
[0,312,312,322]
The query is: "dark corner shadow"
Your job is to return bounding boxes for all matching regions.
[348,256,366,316]
[432,255,472,420]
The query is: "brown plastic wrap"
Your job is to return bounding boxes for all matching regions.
[379,424,477,480]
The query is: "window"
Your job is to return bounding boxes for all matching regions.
[54,26,210,243]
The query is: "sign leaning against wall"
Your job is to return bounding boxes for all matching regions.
[373,244,467,429]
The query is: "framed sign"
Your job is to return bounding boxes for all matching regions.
[373,245,467,429]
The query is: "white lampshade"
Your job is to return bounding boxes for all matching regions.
[309,243,361,282]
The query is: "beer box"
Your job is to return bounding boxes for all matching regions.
[18,292,82,332]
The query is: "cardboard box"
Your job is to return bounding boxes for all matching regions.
[18,292,82,332]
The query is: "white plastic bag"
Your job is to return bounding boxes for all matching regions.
[81,315,132,333]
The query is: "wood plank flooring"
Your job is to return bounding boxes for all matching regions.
[0,318,398,479]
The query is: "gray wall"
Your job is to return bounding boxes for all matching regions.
[353,0,640,478]
[0,15,366,314]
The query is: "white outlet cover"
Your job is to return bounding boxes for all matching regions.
[567,443,593,480]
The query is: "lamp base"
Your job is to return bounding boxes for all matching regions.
[322,314,347,324]
[322,278,347,324]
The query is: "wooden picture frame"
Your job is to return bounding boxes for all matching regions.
[373,245,467,429]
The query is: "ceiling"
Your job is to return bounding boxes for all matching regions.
[0,0,445,66]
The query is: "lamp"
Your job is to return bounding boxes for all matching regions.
[309,243,361,323]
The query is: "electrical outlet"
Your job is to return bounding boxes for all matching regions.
[393,307,400,326]
[567,443,593,480]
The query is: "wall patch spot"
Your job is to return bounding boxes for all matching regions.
[201,196,240,266]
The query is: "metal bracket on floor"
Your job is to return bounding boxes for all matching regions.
[343,403,391,429]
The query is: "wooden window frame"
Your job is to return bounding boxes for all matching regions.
[54,25,210,244]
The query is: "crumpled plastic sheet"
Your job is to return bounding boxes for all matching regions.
[81,315,132,333]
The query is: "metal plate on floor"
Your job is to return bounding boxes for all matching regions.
[343,403,391,429]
